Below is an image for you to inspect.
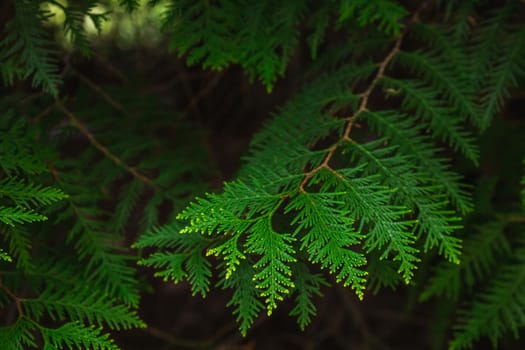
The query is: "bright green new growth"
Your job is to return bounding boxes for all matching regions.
[1,0,525,349]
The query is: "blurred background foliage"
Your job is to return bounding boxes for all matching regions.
[47,0,167,49]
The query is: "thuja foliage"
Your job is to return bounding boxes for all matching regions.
[1,0,525,349]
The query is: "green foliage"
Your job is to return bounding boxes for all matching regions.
[40,322,118,350]
[0,0,60,95]
[338,0,407,35]
[420,152,525,349]
[450,243,525,349]
[163,20,475,325]
[1,0,525,349]
[135,223,212,297]
[421,218,510,302]
[52,0,108,56]
[0,59,210,346]
[431,218,525,350]
[162,0,307,90]
[0,104,147,347]
[0,249,12,262]
[218,260,263,336]
[288,263,328,331]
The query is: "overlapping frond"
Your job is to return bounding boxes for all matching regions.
[218,261,264,336]
[24,285,145,330]
[0,110,51,175]
[422,160,525,349]
[421,218,510,302]
[40,322,118,350]
[57,1,108,56]
[0,259,144,350]
[450,236,525,349]
[56,175,139,307]
[289,263,328,330]
[345,138,463,263]
[287,193,367,293]
[246,217,297,315]
[0,318,37,350]
[0,112,66,271]
[0,103,144,349]
[163,0,306,90]
[478,25,525,129]
[379,77,479,164]
[365,110,473,214]
[135,223,212,297]
[0,0,60,95]
[338,0,407,35]
[394,50,479,127]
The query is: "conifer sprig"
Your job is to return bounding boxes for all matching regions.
[140,3,478,334]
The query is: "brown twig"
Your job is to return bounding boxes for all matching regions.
[55,101,157,188]
[31,101,57,124]
[298,5,425,192]
[299,143,338,192]
[71,68,127,114]
[342,31,404,141]
[0,279,24,318]
[143,322,237,349]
